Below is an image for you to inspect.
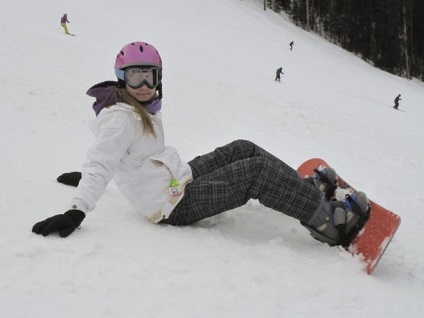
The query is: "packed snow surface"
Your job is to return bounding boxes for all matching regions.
[1,0,423,317]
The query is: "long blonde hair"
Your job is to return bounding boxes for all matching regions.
[115,88,156,136]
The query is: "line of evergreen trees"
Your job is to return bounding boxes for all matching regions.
[266,0,424,80]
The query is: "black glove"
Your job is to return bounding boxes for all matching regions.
[57,171,82,187]
[32,210,85,237]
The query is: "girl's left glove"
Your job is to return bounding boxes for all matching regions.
[32,210,85,238]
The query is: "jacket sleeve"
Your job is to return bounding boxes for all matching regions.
[70,110,135,212]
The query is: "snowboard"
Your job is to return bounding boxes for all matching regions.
[297,158,401,275]
[393,107,406,112]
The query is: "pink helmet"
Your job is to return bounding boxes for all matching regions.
[114,42,162,70]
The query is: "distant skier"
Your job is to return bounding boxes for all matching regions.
[60,14,70,35]
[393,94,401,109]
[275,67,284,81]
[289,41,294,50]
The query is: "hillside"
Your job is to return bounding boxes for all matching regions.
[1,0,423,317]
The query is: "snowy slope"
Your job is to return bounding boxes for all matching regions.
[1,0,423,317]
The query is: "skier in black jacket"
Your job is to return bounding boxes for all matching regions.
[275,67,284,81]
[393,94,401,109]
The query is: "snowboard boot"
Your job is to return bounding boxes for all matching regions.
[302,191,370,247]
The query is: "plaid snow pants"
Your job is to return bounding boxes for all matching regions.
[161,140,323,226]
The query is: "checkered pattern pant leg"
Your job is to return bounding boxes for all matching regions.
[162,140,322,225]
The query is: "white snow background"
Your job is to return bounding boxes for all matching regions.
[1,0,424,317]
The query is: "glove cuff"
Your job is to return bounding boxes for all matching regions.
[65,209,86,227]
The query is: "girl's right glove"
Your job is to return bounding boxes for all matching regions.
[32,210,85,238]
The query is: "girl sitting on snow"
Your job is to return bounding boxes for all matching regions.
[32,41,369,248]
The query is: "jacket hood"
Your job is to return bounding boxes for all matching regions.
[86,81,118,116]
[86,81,162,116]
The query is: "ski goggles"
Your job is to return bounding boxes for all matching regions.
[116,66,161,89]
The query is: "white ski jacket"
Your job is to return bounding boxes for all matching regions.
[70,103,192,222]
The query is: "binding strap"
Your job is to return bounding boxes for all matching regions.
[338,194,370,247]
[313,168,337,199]
[345,194,370,216]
